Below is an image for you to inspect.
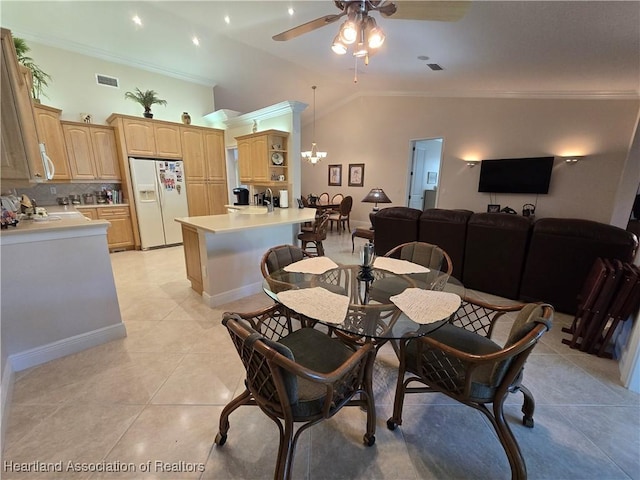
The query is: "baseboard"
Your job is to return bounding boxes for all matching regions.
[204,281,263,307]
[9,323,127,372]
[1,360,15,454]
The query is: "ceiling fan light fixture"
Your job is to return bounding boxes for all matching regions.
[331,35,347,55]
[340,20,358,44]
[366,17,385,49]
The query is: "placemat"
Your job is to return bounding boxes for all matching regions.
[374,257,430,274]
[390,288,461,324]
[277,287,349,324]
[284,257,339,274]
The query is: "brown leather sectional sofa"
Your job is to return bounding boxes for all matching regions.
[372,207,638,314]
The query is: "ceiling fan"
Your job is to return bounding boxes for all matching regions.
[273,1,470,62]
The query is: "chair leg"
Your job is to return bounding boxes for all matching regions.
[387,368,408,430]
[519,385,535,428]
[317,241,325,256]
[215,388,252,445]
[275,420,296,480]
[486,396,527,480]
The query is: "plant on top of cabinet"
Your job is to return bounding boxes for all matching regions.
[124,88,167,119]
[13,36,51,102]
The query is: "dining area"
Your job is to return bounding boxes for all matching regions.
[3,231,637,480]
[217,240,555,480]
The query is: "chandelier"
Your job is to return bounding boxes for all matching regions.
[301,85,327,165]
[330,2,386,65]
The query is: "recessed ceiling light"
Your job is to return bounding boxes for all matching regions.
[192,36,200,46]
[224,15,230,24]
[132,15,142,26]
[288,7,295,16]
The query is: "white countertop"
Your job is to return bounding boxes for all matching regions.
[0,205,110,245]
[175,207,316,234]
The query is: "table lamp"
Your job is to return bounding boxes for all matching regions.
[362,188,392,212]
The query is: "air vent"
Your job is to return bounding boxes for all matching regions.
[427,63,443,71]
[96,74,119,88]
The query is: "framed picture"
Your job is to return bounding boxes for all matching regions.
[328,164,342,186]
[427,171,437,184]
[348,163,365,187]
[487,204,501,213]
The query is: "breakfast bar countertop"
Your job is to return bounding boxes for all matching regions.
[175,207,316,235]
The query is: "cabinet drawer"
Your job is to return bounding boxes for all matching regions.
[96,207,130,218]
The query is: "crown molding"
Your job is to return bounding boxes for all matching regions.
[224,101,307,128]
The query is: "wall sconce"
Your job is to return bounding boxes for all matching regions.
[466,161,478,167]
[564,157,582,165]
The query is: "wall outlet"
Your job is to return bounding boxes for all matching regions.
[50,187,57,195]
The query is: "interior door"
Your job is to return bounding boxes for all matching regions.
[408,138,443,209]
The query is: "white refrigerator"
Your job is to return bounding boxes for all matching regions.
[129,158,189,249]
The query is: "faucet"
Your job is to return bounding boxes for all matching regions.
[265,188,274,212]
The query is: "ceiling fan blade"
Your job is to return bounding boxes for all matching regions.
[273,12,346,41]
[380,1,471,21]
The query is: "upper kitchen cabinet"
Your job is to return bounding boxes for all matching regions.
[109,115,181,158]
[181,125,228,216]
[235,130,288,185]
[62,122,120,181]
[0,28,42,182]
[33,104,71,181]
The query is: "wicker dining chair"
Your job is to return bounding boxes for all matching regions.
[216,305,376,480]
[387,297,554,480]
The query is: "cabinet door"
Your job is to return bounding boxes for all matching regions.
[33,105,71,180]
[186,181,210,217]
[63,124,97,180]
[0,29,41,181]
[181,225,203,293]
[97,207,134,250]
[237,138,252,183]
[181,128,206,181]
[207,182,228,215]
[122,118,155,156]
[204,130,226,182]
[250,135,269,182]
[91,126,120,180]
[154,124,182,158]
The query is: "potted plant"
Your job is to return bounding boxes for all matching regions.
[124,88,167,118]
[13,36,52,102]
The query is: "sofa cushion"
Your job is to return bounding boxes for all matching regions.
[419,208,473,279]
[373,207,423,256]
[463,213,533,299]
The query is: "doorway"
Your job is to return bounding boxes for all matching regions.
[407,138,443,210]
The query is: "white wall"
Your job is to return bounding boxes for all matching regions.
[302,96,640,227]
[27,41,214,126]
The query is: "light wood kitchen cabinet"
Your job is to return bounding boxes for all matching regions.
[79,208,98,220]
[235,129,288,185]
[62,122,120,181]
[33,104,71,180]
[119,117,182,158]
[181,224,203,294]
[0,28,42,182]
[181,126,227,215]
[96,206,134,251]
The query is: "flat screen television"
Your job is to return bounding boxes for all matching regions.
[478,157,554,194]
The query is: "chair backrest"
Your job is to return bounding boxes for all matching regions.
[223,314,298,413]
[301,196,310,207]
[385,241,453,274]
[314,214,330,240]
[318,192,330,205]
[331,193,344,205]
[339,196,353,216]
[261,244,311,278]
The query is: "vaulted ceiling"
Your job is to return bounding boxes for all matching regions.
[3,1,639,120]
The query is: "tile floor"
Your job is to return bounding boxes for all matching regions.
[3,231,640,480]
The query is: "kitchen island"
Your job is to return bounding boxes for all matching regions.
[1,208,126,425]
[175,207,316,306]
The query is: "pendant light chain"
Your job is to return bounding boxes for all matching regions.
[301,85,327,164]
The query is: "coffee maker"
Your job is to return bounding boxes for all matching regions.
[232,187,249,205]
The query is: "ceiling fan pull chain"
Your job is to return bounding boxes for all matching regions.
[354,56,359,84]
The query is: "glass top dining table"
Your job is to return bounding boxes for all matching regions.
[262,262,465,341]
